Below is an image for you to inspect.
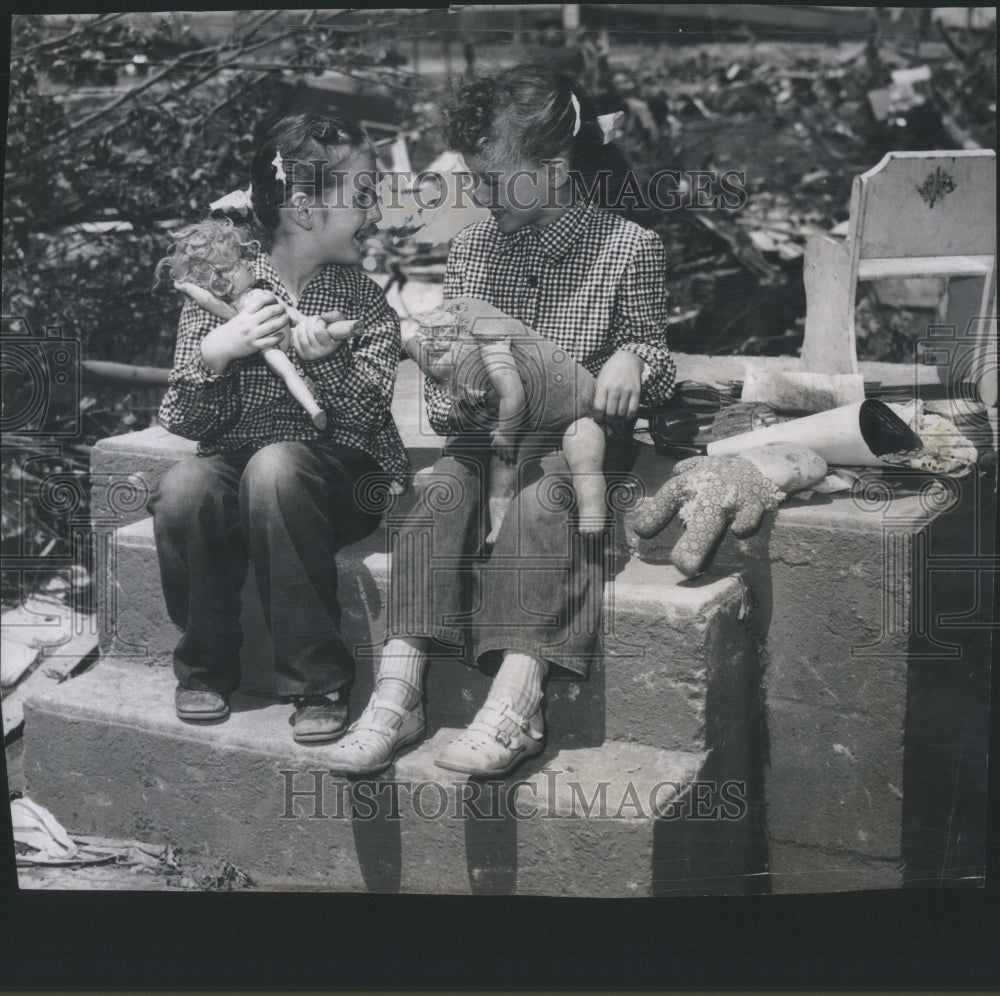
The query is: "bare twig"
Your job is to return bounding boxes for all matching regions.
[18,12,129,57]
[56,40,229,138]
[37,10,423,151]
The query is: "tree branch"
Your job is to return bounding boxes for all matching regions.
[18,12,129,57]
[56,36,233,139]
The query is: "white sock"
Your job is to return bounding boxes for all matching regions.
[489,651,547,718]
[375,638,428,711]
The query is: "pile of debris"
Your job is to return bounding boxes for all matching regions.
[594,32,995,359]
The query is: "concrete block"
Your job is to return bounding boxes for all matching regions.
[603,559,757,754]
[23,660,369,890]
[98,515,383,712]
[626,446,951,890]
[390,730,729,897]
[100,516,602,745]
[768,840,903,894]
[23,658,765,896]
[90,426,197,525]
[764,698,905,858]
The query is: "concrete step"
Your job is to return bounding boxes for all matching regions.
[22,658,765,896]
[625,453,957,892]
[101,514,759,754]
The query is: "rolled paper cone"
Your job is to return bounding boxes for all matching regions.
[707,400,923,468]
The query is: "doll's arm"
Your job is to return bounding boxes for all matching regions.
[478,339,525,464]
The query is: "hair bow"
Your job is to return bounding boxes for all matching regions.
[210,185,253,215]
[569,92,582,137]
[272,150,287,184]
[596,111,625,145]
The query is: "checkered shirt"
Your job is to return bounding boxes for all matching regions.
[426,202,677,434]
[158,253,410,486]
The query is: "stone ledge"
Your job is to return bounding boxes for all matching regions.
[767,840,904,894]
[104,515,758,753]
[22,658,764,896]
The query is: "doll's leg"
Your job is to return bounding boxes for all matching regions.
[562,416,607,533]
[486,452,518,546]
[149,455,248,702]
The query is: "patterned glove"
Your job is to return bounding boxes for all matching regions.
[627,443,827,576]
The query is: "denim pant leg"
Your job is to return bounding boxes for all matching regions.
[386,439,491,653]
[241,440,381,698]
[149,454,249,695]
[474,449,609,678]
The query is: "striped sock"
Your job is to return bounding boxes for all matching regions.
[489,651,547,718]
[375,638,428,712]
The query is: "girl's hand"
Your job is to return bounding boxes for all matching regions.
[200,291,289,374]
[291,312,359,361]
[593,349,643,427]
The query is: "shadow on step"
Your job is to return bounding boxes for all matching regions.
[651,741,771,897]
[350,781,403,894]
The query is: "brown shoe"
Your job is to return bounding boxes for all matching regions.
[291,694,349,744]
[175,686,230,722]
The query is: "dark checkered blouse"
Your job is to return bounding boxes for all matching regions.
[157,253,410,486]
[426,202,677,434]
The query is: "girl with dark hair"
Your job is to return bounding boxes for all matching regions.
[150,113,409,744]
[330,67,676,778]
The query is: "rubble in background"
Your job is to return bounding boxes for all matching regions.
[592,33,995,358]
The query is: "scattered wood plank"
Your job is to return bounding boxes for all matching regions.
[81,360,171,386]
[2,598,99,743]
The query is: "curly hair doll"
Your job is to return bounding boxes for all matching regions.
[156,218,329,428]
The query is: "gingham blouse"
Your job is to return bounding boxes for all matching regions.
[158,253,410,485]
[427,202,677,434]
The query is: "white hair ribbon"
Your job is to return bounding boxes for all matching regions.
[209,185,253,214]
[272,150,286,184]
[596,111,625,145]
[569,92,582,137]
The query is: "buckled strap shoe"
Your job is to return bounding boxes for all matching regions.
[434,697,544,778]
[327,696,425,775]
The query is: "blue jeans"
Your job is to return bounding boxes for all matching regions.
[386,432,632,677]
[149,441,382,697]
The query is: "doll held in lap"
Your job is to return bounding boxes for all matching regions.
[157,218,357,429]
[406,296,606,541]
